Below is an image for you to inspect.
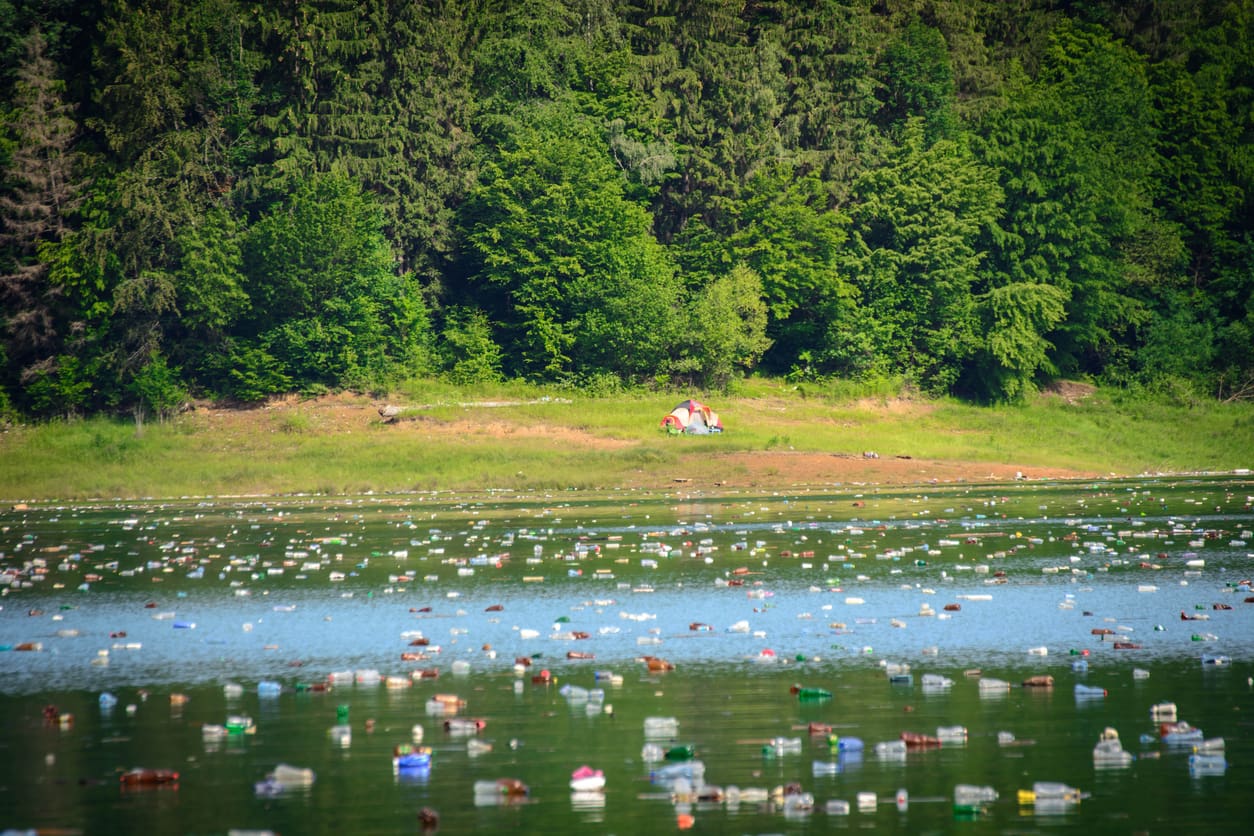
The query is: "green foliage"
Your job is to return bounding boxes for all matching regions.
[677,163,856,377]
[0,1,1249,416]
[463,100,682,382]
[128,350,186,424]
[876,19,956,141]
[22,353,96,417]
[963,281,1068,401]
[846,119,1003,392]
[241,172,431,391]
[438,306,503,386]
[974,21,1164,382]
[174,208,248,334]
[681,264,772,389]
[217,342,290,404]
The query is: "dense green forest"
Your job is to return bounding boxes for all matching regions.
[0,0,1250,421]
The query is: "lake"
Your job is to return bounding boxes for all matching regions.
[1,475,1252,834]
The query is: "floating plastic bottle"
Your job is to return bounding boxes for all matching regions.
[328,724,351,746]
[1020,782,1082,805]
[857,791,877,811]
[641,743,665,762]
[1194,737,1225,753]
[978,677,1010,693]
[921,673,953,689]
[99,692,118,710]
[763,737,801,757]
[829,735,863,752]
[120,768,179,786]
[1075,683,1107,699]
[812,760,839,776]
[474,778,529,798]
[875,740,907,759]
[954,784,998,807]
[201,724,227,742]
[445,717,485,735]
[826,799,851,815]
[559,684,588,701]
[1161,721,1204,745]
[793,686,832,701]
[1188,753,1227,775]
[1150,702,1177,722]
[664,744,695,761]
[257,681,281,697]
[225,715,255,734]
[1092,738,1134,766]
[937,725,967,744]
[643,716,679,739]
[649,760,705,786]
[895,789,909,811]
[269,764,315,786]
[393,744,432,770]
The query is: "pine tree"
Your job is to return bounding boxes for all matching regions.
[0,27,83,380]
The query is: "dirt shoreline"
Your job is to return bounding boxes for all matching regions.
[632,450,1109,490]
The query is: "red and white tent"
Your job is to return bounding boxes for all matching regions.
[660,399,723,434]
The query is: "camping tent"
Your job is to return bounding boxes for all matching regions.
[660,399,723,434]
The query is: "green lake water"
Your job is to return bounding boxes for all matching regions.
[1,475,1251,834]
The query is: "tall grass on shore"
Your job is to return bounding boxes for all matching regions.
[0,378,1249,501]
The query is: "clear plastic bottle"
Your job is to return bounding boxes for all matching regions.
[1188,753,1227,774]
[559,683,588,700]
[766,736,801,755]
[643,716,679,738]
[1032,782,1080,801]
[649,760,705,785]
[954,784,998,806]
[875,739,907,758]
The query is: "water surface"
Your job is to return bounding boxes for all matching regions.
[1,476,1251,833]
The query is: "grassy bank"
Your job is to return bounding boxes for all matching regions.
[1,378,1250,501]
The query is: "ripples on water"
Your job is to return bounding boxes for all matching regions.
[1,476,1251,833]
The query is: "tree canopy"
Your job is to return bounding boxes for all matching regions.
[1,0,1251,416]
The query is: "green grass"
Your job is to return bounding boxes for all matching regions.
[0,378,1249,501]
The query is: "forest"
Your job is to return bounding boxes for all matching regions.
[0,0,1250,421]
